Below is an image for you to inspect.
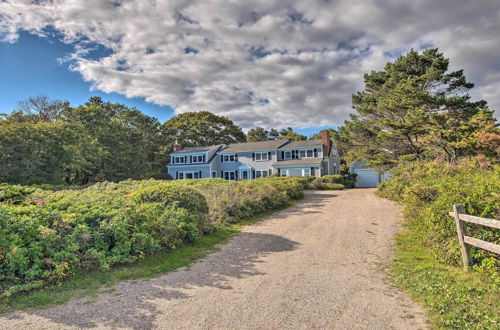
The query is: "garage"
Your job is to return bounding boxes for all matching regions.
[349,160,389,188]
[353,169,380,188]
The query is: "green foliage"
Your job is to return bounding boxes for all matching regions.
[377,161,499,277]
[0,184,36,204]
[161,111,246,146]
[246,126,307,142]
[308,175,345,190]
[0,177,304,296]
[342,48,499,169]
[392,228,499,329]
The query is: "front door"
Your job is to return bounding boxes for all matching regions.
[241,171,248,180]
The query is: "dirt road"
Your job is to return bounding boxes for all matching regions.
[0,189,427,329]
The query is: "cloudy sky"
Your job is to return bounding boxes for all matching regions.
[0,0,499,130]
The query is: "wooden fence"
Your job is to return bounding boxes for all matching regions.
[449,205,500,269]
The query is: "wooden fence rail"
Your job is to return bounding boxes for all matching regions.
[449,204,500,269]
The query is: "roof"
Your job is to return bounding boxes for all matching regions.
[220,140,288,153]
[171,144,223,154]
[272,158,323,167]
[279,139,323,149]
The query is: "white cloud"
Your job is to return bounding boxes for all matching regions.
[0,0,498,128]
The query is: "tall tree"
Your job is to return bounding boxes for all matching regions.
[344,48,498,167]
[161,111,246,146]
[278,127,307,141]
[247,127,270,142]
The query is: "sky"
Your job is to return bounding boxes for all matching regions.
[0,0,499,135]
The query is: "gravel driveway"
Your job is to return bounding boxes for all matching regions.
[0,189,427,329]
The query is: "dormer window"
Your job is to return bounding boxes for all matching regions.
[222,154,237,162]
[191,154,205,163]
[173,156,186,164]
[255,152,269,161]
[284,151,292,159]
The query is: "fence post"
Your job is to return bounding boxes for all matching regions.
[453,204,470,269]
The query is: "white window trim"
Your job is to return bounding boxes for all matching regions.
[255,170,269,178]
[224,171,236,180]
[179,171,200,179]
[302,168,311,176]
[173,156,186,164]
[223,154,236,162]
[280,169,289,177]
[284,151,292,160]
[255,152,269,161]
[191,154,205,163]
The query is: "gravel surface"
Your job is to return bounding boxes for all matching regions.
[0,189,427,329]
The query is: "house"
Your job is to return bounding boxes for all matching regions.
[349,160,391,188]
[167,130,340,180]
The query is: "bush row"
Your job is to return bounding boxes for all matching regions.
[377,161,499,279]
[0,177,304,296]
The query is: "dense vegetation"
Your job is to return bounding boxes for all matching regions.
[0,177,304,296]
[377,161,499,328]
[336,48,499,169]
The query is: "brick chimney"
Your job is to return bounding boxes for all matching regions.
[173,143,183,152]
[320,130,331,157]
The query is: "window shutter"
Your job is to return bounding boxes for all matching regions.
[176,172,178,179]
[252,153,255,161]
[268,169,272,176]
[199,170,202,178]
[278,168,281,175]
[314,149,318,157]
[221,155,224,162]
[235,154,238,162]
[281,151,284,159]
[268,152,271,160]
[252,170,255,178]
[221,171,223,178]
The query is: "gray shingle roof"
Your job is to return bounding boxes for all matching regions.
[220,140,288,152]
[272,158,323,166]
[279,139,323,149]
[171,144,223,154]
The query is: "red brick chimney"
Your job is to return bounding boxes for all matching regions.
[173,143,183,152]
[320,130,331,156]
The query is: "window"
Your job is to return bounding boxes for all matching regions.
[280,169,289,177]
[306,149,313,157]
[180,171,201,179]
[284,151,292,159]
[173,156,186,164]
[255,152,269,161]
[212,171,217,177]
[255,170,269,178]
[224,171,236,180]
[299,150,306,157]
[302,168,311,176]
[223,154,236,162]
[192,155,204,163]
[178,172,184,179]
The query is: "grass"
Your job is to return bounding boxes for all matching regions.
[0,200,299,314]
[392,226,500,329]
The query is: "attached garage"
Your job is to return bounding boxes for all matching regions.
[350,161,390,188]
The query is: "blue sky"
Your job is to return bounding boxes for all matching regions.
[0,31,330,136]
[0,31,175,122]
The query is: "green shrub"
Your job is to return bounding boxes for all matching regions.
[343,174,357,188]
[321,174,344,184]
[377,161,500,279]
[131,183,208,215]
[0,184,36,205]
[0,177,304,296]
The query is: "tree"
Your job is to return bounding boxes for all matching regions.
[161,111,246,146]
[343,48,498,167]
[278,127,307,141]
[247,127,270,142]
[13,95,70,122]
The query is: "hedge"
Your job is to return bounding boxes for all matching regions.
[377,161,500,280]
[0,177,304,296]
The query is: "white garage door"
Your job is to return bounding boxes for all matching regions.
[354,169,380,188]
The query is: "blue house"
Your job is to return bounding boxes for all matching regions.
[167,130,340,180]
